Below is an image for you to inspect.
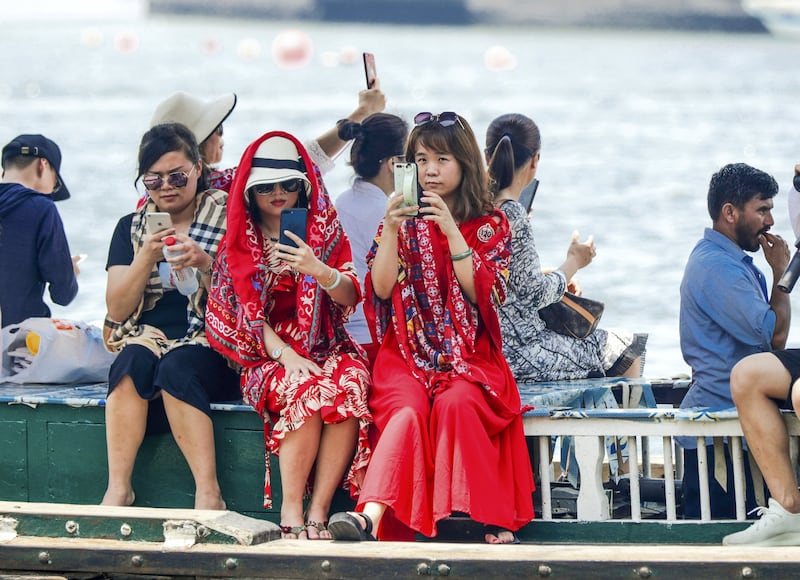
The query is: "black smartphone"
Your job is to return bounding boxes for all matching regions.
[518,178,539,214]
[279,208,308,248]
[363,52,377,89]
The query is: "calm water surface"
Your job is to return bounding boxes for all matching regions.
[2,13,800,379]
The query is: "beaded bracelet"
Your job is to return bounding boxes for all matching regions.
[320,268,342,291]
[450,248,473,262]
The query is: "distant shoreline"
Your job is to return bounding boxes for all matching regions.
[148,0,767,33]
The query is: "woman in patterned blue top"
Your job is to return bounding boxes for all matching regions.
[485,113,647,381]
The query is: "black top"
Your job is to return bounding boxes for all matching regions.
[106,213,188,339]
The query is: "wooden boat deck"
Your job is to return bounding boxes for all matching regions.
[1,502,799,578]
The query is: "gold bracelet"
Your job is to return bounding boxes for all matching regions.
[321,267,336,287]
[450,248,473,262]
[320,269,342,291]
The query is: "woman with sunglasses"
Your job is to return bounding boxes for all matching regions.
[146,84,386,203]
[334,112,409,365]
[101,123,239,510]
[206,131,372,540]
[328,112,534,544]
[485,113,647,381]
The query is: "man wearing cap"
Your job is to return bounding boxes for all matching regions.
[0,134,78,327]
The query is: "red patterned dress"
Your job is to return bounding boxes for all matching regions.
[359,211,535,539]
[206,131,372,508]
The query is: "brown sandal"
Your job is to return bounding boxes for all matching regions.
[279,524,307,539]
[305,519,330,540]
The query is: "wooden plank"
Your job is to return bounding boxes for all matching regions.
[2,535,800,579]
[0,502,280,545]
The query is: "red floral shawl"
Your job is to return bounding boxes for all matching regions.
[365,210,512,388]
[205,131,362,367]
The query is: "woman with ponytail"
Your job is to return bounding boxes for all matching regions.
[334,113,409,364]
[485,113,647,381]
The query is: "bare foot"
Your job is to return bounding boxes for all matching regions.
[484,526,519,544]
[195,492,226,510]
[100,488,135,507]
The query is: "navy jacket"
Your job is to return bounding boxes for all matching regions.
[0,183,78,327]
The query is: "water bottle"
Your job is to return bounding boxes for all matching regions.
[162,236,199,296]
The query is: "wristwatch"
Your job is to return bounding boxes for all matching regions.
[271,345,288,360]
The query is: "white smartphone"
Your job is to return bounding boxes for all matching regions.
[145,212,172,236]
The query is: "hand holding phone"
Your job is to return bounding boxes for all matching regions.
[363,52,377,89]
[279,208,308,248]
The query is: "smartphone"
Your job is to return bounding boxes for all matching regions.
[279,208,308,248]
[362,52,377,89]
[518,178,539,214]
[145,212,172,235]
[394,162,426,216]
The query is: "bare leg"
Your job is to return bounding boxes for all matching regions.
[162,391,225,510]
[731,353,800,513]
[101,376,146,506]
[305,417,358,539]
[278,412,323,538]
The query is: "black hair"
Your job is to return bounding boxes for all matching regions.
[707,163,779,221]
[136,123,207,192]
[485,113,541,195]
[338,113,409,179]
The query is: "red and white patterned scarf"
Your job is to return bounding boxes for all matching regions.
[365,210,512,389]
[206,131,360,367]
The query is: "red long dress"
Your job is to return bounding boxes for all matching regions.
[360,210,535,539]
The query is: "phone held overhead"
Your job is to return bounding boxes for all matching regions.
[362,52,377,89]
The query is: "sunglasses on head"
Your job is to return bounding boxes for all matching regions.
[413,111,464,129]
[252,179,304,196]
[141,165,196,191]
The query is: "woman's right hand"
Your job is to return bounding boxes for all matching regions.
[279,347,323,380]
[383,192,416,233]
[140,228,175,267]
[557,231,596,283]
[566,231,595,270]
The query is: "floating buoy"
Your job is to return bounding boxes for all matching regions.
[80,27,104,49]
[201,37,222,55]
[271,29,313,69]
[114,31,139,54]
[484,45,517,71]
[237,37,262,60]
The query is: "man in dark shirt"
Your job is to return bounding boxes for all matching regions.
[0,134,77,327]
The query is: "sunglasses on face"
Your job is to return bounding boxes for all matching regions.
[413,111,464,129]
[141,165,196,191]
[252,179,304,196]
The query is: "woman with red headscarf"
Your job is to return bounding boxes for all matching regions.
[328,112,534,544]
[206,131,372,540]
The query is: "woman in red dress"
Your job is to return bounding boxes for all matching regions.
[328,112,534,544]
[206,131,372,539]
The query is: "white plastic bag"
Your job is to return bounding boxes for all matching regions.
[1,318,117,384]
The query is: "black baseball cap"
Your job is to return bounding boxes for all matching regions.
[1,134,70,201]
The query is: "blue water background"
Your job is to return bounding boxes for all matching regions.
[2,12,800,380]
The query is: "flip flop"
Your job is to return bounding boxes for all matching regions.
[484,524,520,545]
[305,519,330,540]
[328,511,376,541]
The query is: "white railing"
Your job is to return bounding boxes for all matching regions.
[523,409,800,522]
